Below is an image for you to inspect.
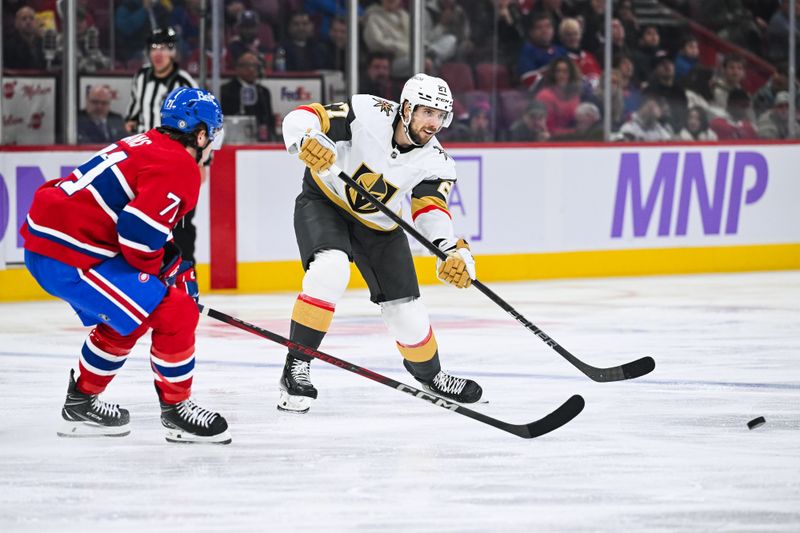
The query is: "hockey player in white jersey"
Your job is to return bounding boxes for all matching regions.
[279,73,482,413]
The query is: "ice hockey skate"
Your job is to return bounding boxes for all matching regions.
[58,369,130,438]
[404,360,483,403]
[278,355,318,413]
[160,398,231,445]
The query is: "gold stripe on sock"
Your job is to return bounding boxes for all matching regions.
[292,294,334,332]
[397,327,438,363]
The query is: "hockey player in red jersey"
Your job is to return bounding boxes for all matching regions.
[277,73,482,413]
[21,87,231,444]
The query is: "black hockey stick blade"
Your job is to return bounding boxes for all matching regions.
[328,164,656,383]
[585,355,656,382]
[199,304,584,439]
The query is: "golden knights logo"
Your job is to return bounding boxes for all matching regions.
[346,164,399,214]
[372,97,394,116]
[433,146,450,160]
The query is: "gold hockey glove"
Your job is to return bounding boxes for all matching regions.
[436,239,476,289]
[298,129,337,173]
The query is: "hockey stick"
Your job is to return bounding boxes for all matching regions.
[198,304,585,439]
[326,163,655,382]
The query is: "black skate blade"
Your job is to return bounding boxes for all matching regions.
[276,405,310,414]
[164,429,232,445]
[57,420,130,438]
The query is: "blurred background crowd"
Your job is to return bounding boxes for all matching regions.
[2,0,799,144]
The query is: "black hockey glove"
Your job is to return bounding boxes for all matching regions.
[158,241,183,281]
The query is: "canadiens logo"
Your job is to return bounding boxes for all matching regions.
[138,273,150,283]
[372,97,394,117]
[346,164,399,214]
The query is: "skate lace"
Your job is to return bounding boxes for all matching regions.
[432,371,467,395]
[91,396,122,418]
[290,360,313,386]
[177,399,218,428]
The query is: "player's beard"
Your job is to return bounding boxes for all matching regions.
[408,120,437,146]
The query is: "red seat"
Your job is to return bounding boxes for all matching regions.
[440,62,475,93]
[475,63,511,91]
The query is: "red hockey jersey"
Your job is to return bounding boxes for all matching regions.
[21,130,201,274]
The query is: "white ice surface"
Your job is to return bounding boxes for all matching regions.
[0,272,798,532]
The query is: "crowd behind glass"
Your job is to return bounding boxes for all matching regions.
[2,0,798,144]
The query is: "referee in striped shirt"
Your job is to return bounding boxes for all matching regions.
[125,27,202,265]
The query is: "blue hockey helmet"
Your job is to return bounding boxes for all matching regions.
[160,87,225,149]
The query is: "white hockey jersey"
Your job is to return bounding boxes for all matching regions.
[282,94,457,247]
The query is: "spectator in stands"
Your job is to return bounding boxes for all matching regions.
[422,0,461,67]
[496,0,526,72]
[643,51,689,131]
[304,0,362,40]
[677,106,718,140]
[616,54,642,120]
[509,101,551,141]
[69,6,112,73]
[3,6,46,70]
[710,89,759,139]
[768,0,800,64]
[753,64,798,116]
[446,101,494,142]
[228,10,270,70]
[559,18,601,89]
[757,91,796,138]
[681,66,719,114]
[220,51,275,142]
[557,102,603,141]
[596,69,626,129]
[674,35,699,81]
[324,17,347,72]
[359,53,393,100]
[518,13,566,89]
[698,0,762,54]
[711,54,747,111]
[78,85,126,144]
[535,57,581,137]
[115,0,172,63]
[224,0,247,29]
[462,0,497,63]
[533,0,566,42]
[617,0,641,49]
[170,0,203,59]
[615,95,674,141]
[278,12,328,72]
[633,25,661,85]
[579,0,606,56]
[363,0,410,77]
[610,18,632,60]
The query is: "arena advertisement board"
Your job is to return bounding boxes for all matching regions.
[2,142,799,280]
[1,77,56,145]
[233,143,800,261]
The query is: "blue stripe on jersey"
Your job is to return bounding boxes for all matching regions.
[153,358,195,379]
[81,342,127,372]
[90,168,132,214]
[25,222,115,260]
[117,210,169,252]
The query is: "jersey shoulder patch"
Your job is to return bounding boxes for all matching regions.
[352,94,398,122]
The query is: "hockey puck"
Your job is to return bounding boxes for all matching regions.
[747,416,766,430]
